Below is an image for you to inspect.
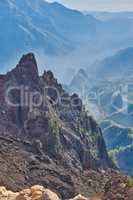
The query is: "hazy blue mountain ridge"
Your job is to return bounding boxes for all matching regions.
[88,47,133,79]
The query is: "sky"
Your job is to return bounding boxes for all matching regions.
[47,0,133,11]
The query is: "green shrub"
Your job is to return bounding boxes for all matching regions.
[127,176,133,188]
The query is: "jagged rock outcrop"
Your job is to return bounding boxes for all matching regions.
[0,53,116,199]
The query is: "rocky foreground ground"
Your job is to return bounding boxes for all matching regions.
[0,173,133,200]
[0,185,100,200]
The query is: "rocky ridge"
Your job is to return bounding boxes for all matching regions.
[0,53,132,199]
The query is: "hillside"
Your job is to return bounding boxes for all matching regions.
[2,2,133,84]
[0,0,97,69]
[70,73,133,175]
[70,69,90,94]
[0,53,133,199]
[89,47,133,79]
[101,120,133,176]
[0,53,117,199]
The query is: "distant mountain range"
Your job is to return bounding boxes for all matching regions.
[0,0,97,71]
[85,11,133,21]
[1,1,133,83]
[70,49,133,175]
[89,47,133,79]
[70,68,90,94]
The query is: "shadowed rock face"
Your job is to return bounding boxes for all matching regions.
[0,53,115,199]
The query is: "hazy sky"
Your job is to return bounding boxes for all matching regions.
[47,0,133,11]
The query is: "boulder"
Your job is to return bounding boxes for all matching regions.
[42,189,61,200]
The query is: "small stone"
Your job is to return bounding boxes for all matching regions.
[69,194,88,200]
[120,183,126,188]
[31,185,44,193]
[32,190,43,200]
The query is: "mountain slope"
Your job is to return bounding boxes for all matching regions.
[90,47,133,79]
[101,120,133,176]
[0,53,116,199]
[70,72,133,175]
[0,0,97,69]
[2,2,133,84]
[70,68,90,94]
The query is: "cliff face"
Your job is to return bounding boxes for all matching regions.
[0,53,114,199]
